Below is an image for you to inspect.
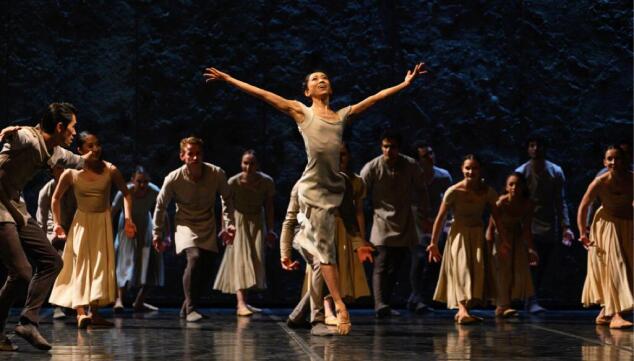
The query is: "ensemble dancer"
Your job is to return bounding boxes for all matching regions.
[36,163,78,320]
[49,132,136,329]
[485,172,538,317]
[152,136,236,322]
[280,181,333,336]
[577,145,633,329]
[409,142,453,313]
[515,135,573,313]
[204,61,427,334]
[213,150,276,316]
[360,131,429,318]
[112,166,166,312]
[427,154,510,324]
[0,103,85,351]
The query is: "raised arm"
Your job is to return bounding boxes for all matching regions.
[349,63,427,118]
[51,170,74,238]
[110,164,136,238]
[204,67,305,123]
[577,178,600,249]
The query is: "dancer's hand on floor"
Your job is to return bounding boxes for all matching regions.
[280,257,300,271]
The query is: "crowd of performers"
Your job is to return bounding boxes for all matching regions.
[0,63,631,351]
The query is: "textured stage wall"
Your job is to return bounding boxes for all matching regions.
[0,1,631,307]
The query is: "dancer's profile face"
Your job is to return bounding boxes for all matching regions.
[55,115,77,147]
[381,138,399,161]
[604,148,624,173]
[241,153,257,175]
[180,143,203,167]
[461,159,480,181]
[78,134,102,159]
[304,72,332,98]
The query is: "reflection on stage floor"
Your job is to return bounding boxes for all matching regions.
[1,309,632,360]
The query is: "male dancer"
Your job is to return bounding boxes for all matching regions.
[408,142,452,313]
[0,103,86,350]
[152,136,235,322]
[515,135,573,312]
[360,130,429,318]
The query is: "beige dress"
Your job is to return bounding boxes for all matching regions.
[492,209,534,306]
[433,184,497,309]
[49,168,116,308]
[213,172,275,293]
[581,186,633,315]
[295,103,352,264]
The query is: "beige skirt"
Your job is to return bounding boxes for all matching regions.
[493,226,534,306]
[433,222,494,309]
[213,211,266,293]
[49,209,116,308]
[581,207,633,315]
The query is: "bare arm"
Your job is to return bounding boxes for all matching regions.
[426,201,448,262]
[349,63,427,117]
[110,164,136,238]
[204,67,304,123]
[52,170,74,237]
[577,179,600,248]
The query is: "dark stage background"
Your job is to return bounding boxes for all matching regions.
[0,1,631,308]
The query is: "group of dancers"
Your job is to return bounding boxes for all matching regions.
[0,63,631,351]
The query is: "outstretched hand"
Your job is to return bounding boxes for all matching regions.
[404,62,428,86]
[203,67,230,82]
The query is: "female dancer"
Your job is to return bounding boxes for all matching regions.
[204,62,426,334]
[49,132,136,328]
[578,145,633,329]
[112,166,166,312]
[427,154,510,324]
[485,172,538,317]
[213,150,276,316]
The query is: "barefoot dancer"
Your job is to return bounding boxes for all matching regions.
[49,132,136,328]
[204,62,426,334]
[578,145,633,329]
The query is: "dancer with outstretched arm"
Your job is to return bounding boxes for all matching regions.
[204,62,426,334]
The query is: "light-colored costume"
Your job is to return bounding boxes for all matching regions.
[433,184,497,309]
[295,103,351,264]
[581,185,633,315]
[214,172,275,293]
[49,167,116,308]
[112,182,164,289]
[492,207,534,306]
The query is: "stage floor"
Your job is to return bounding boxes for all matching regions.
[1,308,632,360]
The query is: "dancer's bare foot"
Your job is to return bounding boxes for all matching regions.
[495,306,508,317]
[236,306,253,317]
[595,308,611,325]
[609,313,633,329]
